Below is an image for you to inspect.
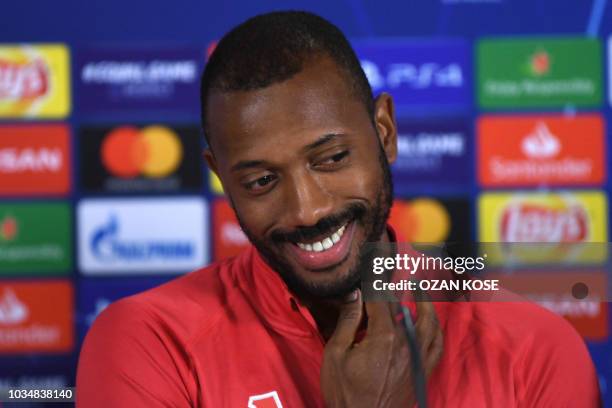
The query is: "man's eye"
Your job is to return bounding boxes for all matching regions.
[317,150,350,167]
[244,174,277,192]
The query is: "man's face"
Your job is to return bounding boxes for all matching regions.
[205,56,397,299]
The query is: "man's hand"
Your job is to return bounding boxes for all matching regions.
[320,290,443,408]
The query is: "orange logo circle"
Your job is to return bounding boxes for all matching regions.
[101,126,182,179]
[389,198,450,242]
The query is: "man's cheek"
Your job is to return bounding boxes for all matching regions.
[339,170,379,198]
[325,164,376,192]
[232,204,271,237]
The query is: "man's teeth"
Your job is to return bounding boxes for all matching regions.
[296,224,347,252]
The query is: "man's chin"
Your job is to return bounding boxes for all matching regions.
[295,276,360,300]
[282,262,361,299]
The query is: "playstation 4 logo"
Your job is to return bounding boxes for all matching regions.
[361,60,463,91]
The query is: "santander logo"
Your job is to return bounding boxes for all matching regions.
[520,122,560,159]
[0,288,29,325]
[501,203,588,242]
[0,59,48,100]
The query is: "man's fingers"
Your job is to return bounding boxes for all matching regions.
[424,324,444,377]
[364,301,395,335]
[327,289,363,350]
[415,301,438,336]
[415,301,440,357]
[413,300,444,378]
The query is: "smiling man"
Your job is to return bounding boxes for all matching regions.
[77,11,601,408]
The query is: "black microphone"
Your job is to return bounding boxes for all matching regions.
[401,304,428,408]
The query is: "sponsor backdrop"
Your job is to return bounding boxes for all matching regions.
[2,0,612,405]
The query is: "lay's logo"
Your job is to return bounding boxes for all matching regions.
[0,44,70,118]
[480,192,607,243]
[0,59,48,100]
[479,192,608,264]
[501,203,588,242]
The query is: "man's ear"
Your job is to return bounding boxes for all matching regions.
[203,148,218,175]
[373,93,398,165]
[203,148,232,208]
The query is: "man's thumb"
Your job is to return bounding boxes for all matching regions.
[328,289,363,349]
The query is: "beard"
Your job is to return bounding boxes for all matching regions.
[234,143,394,299]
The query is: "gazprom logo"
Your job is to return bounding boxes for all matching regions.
[78,198,207,274]
[90,214,194,262]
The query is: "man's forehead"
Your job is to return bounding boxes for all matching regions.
[206,57,364,153]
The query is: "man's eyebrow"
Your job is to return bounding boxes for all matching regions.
[229,133,348,172]
[230,160,265,172]
[302,133,346,152]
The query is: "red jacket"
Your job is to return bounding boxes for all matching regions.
[77,241,600,407]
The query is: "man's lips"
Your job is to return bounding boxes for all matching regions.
[285,221,356,271]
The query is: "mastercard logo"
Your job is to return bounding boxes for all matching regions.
[389,198,451,242]
[101,126,183,178]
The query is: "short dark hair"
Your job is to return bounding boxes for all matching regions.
[200,10,374,144]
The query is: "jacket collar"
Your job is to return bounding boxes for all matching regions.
[237,225,404,338]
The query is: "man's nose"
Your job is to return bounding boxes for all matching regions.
[283,170,335,228]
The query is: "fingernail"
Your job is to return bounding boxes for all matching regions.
[344,289,359,303]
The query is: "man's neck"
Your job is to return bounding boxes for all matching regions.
[302,227,392,341]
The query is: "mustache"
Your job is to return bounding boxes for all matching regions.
[271,202,367,243]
